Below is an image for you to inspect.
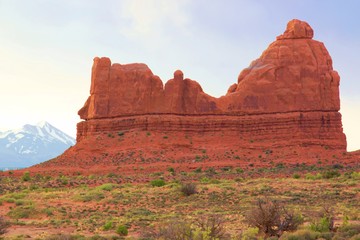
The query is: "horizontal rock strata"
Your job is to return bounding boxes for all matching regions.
[77,111,345,150]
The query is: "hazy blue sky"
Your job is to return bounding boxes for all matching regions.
[0,0,359,150]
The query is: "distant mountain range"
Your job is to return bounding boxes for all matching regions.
[0,121,75,169]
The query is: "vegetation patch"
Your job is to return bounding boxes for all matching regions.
[150,179,166,187]
[0,169,359,238]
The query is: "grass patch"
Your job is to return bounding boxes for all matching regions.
[8,205,38,219]
[150,179,166,187]
[74,190,105,202]
[96,183,118,191]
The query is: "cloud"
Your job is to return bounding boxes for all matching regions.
[117,0,190,40]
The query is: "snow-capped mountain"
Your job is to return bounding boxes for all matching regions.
[0,121,75,168]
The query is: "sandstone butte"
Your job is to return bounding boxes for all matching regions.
[30,19,359,176]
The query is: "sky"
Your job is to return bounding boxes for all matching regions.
[0,0,359,151]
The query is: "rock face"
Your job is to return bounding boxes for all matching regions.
[77,19,346,151]
[223,19,340,114]
[78,61,218,119]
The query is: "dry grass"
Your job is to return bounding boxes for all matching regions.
[0,169,359,239]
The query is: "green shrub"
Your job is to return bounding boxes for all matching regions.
[42,207,56,217]
[293,173,301,179]
[74,190,105,202]
[209,179,221,184]
[106,172,118,178]
[150,179,165,187]
[309,216,333,232]
[276,163,285,169]
[9,192,27,200]
[29,184,39,190]
[305,173,322,180]
[22,171,31,182]
[14,199,29,206]
[2,198,15,203]
[116,225,128,236]
[55,175,69,185]
[200,177,210,183]
[332,163,343,169]
[221,166,232,172]
[321,170,341,179]
[103,221,113,231]
[44,234,87,240]
[96,183,117,191]
[205,167,217,175]
[239,227,259,240]
[350,171,360,180]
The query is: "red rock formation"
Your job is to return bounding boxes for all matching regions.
[223,19,340,113]
[24,19,345,176]
[79,20,340,119]
[276,19,314,39]
[78,60,218,120]
[76,19,346,153]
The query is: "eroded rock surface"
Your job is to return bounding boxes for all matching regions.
[76,19,345,152]
[79,19,340,118]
